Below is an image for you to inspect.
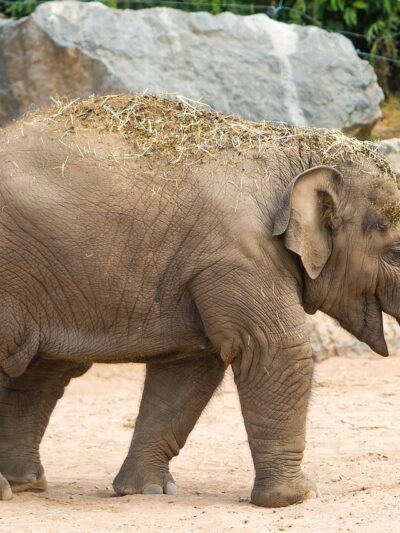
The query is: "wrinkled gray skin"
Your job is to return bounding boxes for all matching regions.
[0,118,399,507]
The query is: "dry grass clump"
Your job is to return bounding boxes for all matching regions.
[380,202,400,226]
[28,92,394,178]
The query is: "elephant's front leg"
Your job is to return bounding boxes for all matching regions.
[113,352,225,496]
[0,358,91,500]
[232,338,316,508]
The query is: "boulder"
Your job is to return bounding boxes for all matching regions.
[0,1,383,134]
[377,138,400,174]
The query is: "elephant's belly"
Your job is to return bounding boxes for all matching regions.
[92,320,213,363]
[40,316,212,365]
[91,339,214,364]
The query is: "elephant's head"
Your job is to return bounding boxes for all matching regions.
[273,162,400,356]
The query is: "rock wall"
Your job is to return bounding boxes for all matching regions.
[0,1,383,135]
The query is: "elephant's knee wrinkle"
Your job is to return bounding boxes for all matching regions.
[0,329,40,379]
[163,430,181,459]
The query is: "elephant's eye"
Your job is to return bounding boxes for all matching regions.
[384,246,400,266]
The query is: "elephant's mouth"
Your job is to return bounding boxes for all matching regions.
[318,292,389,357]
[357,293,388,357]
[0,369,10,387]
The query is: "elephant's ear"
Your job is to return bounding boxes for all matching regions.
[273,166,342,279]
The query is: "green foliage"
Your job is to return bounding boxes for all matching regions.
[0,1,270,18]
[0,0,40,18]
[0,0,399,91]
[278,0,400,55]
[274,0,400,92]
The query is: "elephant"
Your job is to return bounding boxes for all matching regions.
[0,93,399,508]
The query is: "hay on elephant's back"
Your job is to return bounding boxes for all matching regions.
[29,93,393,177]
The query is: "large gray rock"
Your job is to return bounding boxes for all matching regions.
[377,138,400,173]
[0,1,383,134]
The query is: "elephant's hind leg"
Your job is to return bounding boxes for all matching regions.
[113,353,225,496]
[0,358,91,500]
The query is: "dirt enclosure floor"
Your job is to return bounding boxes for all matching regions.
[0,356,399,533]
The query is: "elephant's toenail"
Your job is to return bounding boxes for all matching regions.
[165,482,177,495]
[143,484,163,495]
[0,474,12,501]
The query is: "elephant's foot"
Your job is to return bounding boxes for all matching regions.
[0,450,46,500]
[251,473,318,508]
[0,471,48,500]
[9,475,47,494]
[113,464,177,496]
[0,474,47,500]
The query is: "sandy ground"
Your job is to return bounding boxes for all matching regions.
[0,356,399,533]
